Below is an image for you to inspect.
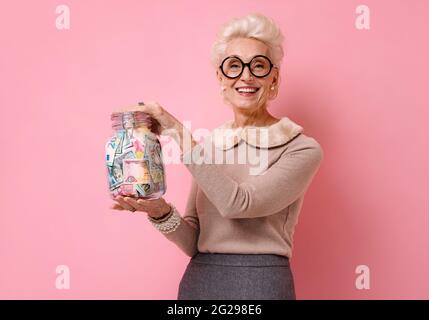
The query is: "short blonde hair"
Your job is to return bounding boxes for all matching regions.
[210,13,285,69]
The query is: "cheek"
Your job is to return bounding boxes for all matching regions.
[226,86,237,96]
[260,85,271,95]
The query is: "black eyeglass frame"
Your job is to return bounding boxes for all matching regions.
[219,55,276,79]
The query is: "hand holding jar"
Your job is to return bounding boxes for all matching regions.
[117,101,198,152]
[116,101,180,136]
[111,195,171,219]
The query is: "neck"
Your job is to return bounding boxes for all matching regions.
[232,107,279,128]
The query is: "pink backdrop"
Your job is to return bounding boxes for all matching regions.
[1,0,428,299]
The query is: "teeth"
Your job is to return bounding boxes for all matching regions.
[237,88,258,93]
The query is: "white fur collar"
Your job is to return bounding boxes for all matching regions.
[210,117,304,150]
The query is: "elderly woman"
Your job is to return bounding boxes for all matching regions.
[112,13,323,300]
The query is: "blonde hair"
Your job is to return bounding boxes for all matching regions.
[210,13,285,69]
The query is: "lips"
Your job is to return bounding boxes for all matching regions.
[236,88,259,97]
[235,87,260,93]
[235,87,260,96]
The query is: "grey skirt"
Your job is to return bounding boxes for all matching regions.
[177,252,296,300]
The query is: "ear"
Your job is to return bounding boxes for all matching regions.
[271,68,280,87]
[216,69,223,84]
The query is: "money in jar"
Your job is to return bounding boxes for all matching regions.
[105,108,166,199]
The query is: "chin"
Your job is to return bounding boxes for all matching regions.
[233,101,260,110]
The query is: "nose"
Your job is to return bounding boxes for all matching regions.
[240,65,254,80]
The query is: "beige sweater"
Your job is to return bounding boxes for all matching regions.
[161,117,324,258]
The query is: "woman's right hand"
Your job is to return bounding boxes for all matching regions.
[115,101,198,154]
[111,196,171,219]
[116,101,180,136]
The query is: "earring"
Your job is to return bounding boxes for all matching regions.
[271,86,275,90]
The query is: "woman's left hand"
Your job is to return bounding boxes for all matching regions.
[111,195,171,219]
[117,101,180,136]
[116,101,197,157]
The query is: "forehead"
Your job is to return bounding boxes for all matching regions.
[224,38,269,61]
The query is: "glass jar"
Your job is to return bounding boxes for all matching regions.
[105,110,166,200]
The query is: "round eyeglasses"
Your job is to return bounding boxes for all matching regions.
[219,55,275,79]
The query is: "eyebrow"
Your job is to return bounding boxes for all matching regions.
[229,55,264,61]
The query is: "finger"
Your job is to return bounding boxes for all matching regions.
[136,199,152,210]
[123,197,143,211]
[137,197,164,206]
[115,103,151,114]
[151,119,162,135]
[113,198,132,210]
[136,101,162,116]
[115,196,135,211]
[136,199,148,204]
[140,197,165,204]
[111,203,125,210]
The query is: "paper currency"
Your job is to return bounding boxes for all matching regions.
[106,112,166,199]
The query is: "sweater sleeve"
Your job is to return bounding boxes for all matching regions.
[181,138,324,219]
[161,178,200,257]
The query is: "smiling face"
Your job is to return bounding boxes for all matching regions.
[217,37,279,112]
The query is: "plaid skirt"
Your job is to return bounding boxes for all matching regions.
[177,252,296,300]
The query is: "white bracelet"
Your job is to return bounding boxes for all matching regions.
[147,204,181,234]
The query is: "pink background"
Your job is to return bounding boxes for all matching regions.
[1,0,428,299]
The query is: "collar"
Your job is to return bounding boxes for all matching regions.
[210,117,304,150]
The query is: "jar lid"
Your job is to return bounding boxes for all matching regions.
[111,111,153,130]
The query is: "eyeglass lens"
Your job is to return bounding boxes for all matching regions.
[222,56,271,78]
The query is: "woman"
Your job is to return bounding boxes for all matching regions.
[111,13,323,300]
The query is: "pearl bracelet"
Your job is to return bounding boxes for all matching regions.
[147,204,181,234]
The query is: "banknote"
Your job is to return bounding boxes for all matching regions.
[149,168,164,184]
[105,135,122,167]
[132,137,145,160]
[143,135,164,182]
[106,135,119,150]
[107,165,123,191]
[108,150,135,190]
[107,129,166,198]
[105,142,116,167]
[120,183,134,196]
[135,183,151,197]
[123,159,151,184]
[123,129,134,150]
[115,130,125,155]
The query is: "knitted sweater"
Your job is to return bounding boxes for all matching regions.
[160,117,324,258]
